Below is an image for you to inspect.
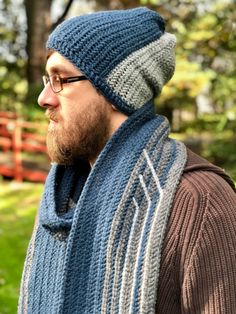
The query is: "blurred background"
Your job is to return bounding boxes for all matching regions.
[0,0,235,312]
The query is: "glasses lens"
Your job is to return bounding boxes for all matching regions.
[51,75,62,93]
[42,75,49,86]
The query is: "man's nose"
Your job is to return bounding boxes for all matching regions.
[37,84,59,109]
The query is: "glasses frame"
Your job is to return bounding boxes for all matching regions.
[42,74,88,93]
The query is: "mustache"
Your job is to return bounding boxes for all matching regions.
[45,110,59,122]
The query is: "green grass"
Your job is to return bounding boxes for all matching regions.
[0,180,43,314]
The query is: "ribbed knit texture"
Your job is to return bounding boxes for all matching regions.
[18,103,187,313]
[46,7,176,115]
[156,150,236,313]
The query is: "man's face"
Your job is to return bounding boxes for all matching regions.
[38,52,113,165]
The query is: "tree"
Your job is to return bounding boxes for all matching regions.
[24,0,53,84]
[0,0,27,112]
[23,0,75,104]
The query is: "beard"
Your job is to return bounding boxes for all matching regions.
[46,98,111,166]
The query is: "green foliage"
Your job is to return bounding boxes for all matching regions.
[22,83,46,122]
[153,1,234,117]
[0,59,27,114]
[159,57,216,103]
[172,130,236,182]
[173,110,236,182]
[0,59,45,121]
[0,181,43,314]
[201,138,236,181]
[0,0,26,60]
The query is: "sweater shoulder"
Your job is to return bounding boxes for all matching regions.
[166,149,236,285]
[162,149,236,258]
[173,163,236,257]
[172,149,236,245]
[183,148,236,192]
[156,150,236,312]
[179,163,236,206]
[160,148,236,283]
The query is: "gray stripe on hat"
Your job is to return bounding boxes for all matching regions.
[106,33,176,110]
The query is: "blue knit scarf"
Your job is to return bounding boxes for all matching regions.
[18,103,187,314]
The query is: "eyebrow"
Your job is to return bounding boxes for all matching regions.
[45,65,77,76]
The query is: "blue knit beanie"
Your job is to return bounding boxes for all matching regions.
[46,7,176,115]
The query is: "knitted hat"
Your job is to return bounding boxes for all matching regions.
[46,7,176,115]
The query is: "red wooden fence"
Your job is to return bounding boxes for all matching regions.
[0,112,50,182]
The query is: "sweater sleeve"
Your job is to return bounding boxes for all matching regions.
[156,170,236,314]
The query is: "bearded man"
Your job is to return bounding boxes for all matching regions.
[18,7,236,314]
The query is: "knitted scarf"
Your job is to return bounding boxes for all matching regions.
[18,103,187,314]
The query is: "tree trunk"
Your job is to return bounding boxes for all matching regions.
[24,0,75,106]
[24,0,52,85]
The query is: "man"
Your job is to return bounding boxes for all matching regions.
[18,7,236,314]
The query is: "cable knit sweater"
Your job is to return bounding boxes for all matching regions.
[156,149,236,313]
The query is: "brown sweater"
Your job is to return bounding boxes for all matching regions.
[156,149,236,313]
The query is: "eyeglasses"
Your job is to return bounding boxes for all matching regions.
[42,74,88,93]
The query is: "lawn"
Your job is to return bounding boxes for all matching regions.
[0,180,43,314]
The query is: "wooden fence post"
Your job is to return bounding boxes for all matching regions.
[12,121,23,182]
